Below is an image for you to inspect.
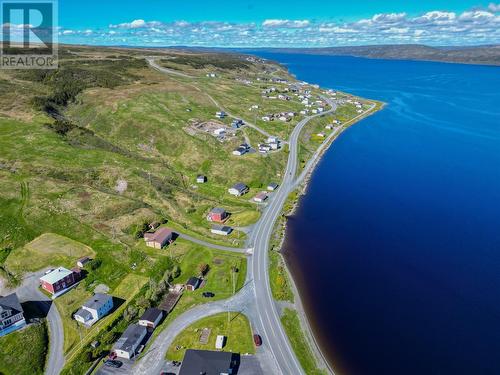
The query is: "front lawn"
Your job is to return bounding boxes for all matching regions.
[166,312,254,361]
[0,323,48,375]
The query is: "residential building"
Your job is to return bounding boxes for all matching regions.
[196,175,207,183]
[267,182,279,191]
[186,277,201,291]
[207,207,228,223]
[113,324,147,359]
[210,225,233,236]
[0,293,26,337]
[74,293,113,327]
[253,192,268,203]
[144,227,173,249]
[232,146,247,156]
[138,308,163,329]
[77,256,91,268]
[40,267,79,296]
[228,182,249,196]
[179,349,240,375]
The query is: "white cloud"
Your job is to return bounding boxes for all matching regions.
[488,3,500,12]
[262,19,310,28]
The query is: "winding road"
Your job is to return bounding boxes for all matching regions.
[133,58,349,375]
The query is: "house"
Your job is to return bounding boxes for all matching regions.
[196,175,207,183]
[74,293,113,327]
[138,308,163,329]
[144,227,174,249]
[77,256,91,268]
[206,73,217,78]
[40,267,79,296]
[228,182,249,196]
[267,136,279,144]
[231,119,243,129]
[269,142,280,150]
[215,111,226,119]
[149,221,160,230]
[267,182,279,191]
[178,349,240,375]
[325,124,334,130]
[215,335,226,349]
[213,128,226,136]
[261,115,273,122]
[232,146,247,156]
[210,225,233,236]
[207,207,228,223]
[317,132,326,138]
[0,293,26,337]
[253,192,268,203]
[113,324,147,359]
[186,277,201,291]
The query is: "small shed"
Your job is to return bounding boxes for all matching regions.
[186,277,201,291]
[196,175,207,183]
[77,257,91,268]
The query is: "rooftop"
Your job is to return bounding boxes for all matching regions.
[210,207,227,214]
[231,182,248,191]
[140,307,163,322]
[179,349,239,375]
[83,293,112,310]
[114,324,147,352]
[0,293,23,316]
[146,227,173,243]
[39,267,73,284]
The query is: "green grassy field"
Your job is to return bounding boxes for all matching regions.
[0,323,48,375]
[166,312,255,361]
[281,308,327,375]
[5,233,95,275]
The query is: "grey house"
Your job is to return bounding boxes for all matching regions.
[228,182,249,196]
[74,293,113,327]
[0,293,26,337]
[179,349,240,375]
[113,324,147,359]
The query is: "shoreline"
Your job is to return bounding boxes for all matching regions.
[275,101,383,374]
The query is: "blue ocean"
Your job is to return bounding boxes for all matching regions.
[254,53,500,374]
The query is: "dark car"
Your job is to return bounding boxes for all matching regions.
[253,334,262,347]
[104,360,123,368]
[202,292,215,298]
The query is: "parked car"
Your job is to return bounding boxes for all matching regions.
[253,334,262,347]
[104,360,122,368]
[202,292,215,298]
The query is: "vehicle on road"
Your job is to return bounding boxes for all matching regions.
[104,360,123,368]
[202,291,215,298]
[253,334,262,347]
[108,352,117,360]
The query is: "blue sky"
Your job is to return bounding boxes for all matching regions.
[4,0,500,46]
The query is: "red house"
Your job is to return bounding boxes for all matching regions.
[39,267,79,296]
[207,207,228,223]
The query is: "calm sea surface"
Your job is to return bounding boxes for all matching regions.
[253,53,500,375]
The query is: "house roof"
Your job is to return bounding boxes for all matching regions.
[211,225,232,233]
[146,227,173,243]
[0,293,23,316]
[231,182,248,192]
[209,207,226,214]
[139,308,163,323]
[83,293,112,310]
[39,267,73,284]
[74,308,93,321]
[186,277,200,287]
[114,324,147,352]
[268,182,279,188]
[179,349,238,375]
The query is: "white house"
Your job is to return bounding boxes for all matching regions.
[138,308,163,329]
[210,225,233,236]
[228,182,249,196]
[114,324,147,359]
[74,293,113,327]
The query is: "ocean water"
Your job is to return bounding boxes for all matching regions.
[253,53,500,374]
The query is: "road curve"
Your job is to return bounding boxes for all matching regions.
[177,233,248,254]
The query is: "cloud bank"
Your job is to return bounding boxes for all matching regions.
[49,5,500,47]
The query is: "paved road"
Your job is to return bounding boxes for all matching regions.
[145,57,193,78]
[177,233,248,254]
[12,270,65,375]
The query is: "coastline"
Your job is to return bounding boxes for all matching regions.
[274,100,384,374]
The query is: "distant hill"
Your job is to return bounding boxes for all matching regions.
[244,44,500,66]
